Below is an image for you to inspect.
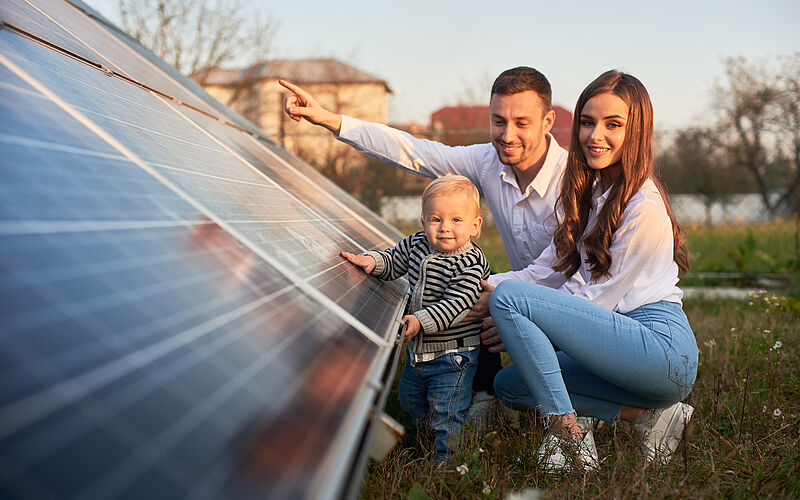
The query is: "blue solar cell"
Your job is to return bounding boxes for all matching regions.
[0,10,406,498]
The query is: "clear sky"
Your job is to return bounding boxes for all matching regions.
[88,0,799,132]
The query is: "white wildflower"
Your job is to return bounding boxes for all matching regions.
[773,341,782,350]
[482,482,492,494]
[456,464,469,475]
[773,408,782,419]
[704,339,717,349]
[762,405,767,413]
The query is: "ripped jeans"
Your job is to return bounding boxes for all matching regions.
[489,281,698,423]
[398,346,478,461]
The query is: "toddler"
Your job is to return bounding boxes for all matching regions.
[341,175,490,461]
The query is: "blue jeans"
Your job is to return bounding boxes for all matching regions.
[489,281,698,423]
[398,346,478,461]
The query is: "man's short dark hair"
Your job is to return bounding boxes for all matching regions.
[491,67,552,109]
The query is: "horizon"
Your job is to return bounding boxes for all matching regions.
[87,0,799,133]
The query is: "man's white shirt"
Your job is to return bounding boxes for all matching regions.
[338,115,568,271]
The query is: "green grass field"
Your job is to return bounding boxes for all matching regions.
[360,221,800,499]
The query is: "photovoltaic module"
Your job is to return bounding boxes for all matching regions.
[0,1,408,498]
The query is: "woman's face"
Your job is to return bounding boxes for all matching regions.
[579,92,629,188]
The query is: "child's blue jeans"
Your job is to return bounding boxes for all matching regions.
[489,280,698,422]
[398,346,478,461]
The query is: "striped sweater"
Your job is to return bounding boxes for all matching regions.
[366,231,490,356]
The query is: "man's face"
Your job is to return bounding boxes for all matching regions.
[489,91,554,171]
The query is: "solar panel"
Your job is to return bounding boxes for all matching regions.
[0,2,408,498]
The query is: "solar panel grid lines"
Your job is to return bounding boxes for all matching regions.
[233,127,401,248]
[253,139,403,248]
[0,39,392,348]
[16,0,222,116]
[68,308,317,500]
[1,2,408,497]
[4,0,401,252]
[3,42,386,266]
[158,98,373,255]
[0,275,288,441]
[63,0,268,138]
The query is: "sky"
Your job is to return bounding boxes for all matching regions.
[88,0,799,133]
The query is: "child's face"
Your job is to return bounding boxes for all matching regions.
[421,194,482,253]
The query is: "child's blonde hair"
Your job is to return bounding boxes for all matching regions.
[421,175,481,218]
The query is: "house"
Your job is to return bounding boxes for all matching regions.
[201,58,391,171]
[429,104,573,148]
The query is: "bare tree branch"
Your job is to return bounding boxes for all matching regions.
[714,55,799,216]
[117,0,278,84]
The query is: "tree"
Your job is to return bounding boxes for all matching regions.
[117,0,277,85]
[714,54,800,217]
[774,54,800,213]
[658,128,745,225]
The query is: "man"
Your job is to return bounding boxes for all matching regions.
[280,67,568,419]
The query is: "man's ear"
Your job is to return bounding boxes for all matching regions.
[542,109,556,135]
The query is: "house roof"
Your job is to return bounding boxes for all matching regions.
[431,105,488,130]
[200,58,391,92]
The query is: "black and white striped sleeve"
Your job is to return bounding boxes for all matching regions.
[365,233,416,281]
[415,254,490,334]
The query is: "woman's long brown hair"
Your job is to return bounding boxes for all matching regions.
[551,70,690,279]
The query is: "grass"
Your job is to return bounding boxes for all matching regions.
[360,221,800,499]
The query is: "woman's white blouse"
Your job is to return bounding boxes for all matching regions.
[487,178,683,314]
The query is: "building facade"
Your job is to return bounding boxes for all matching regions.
[201,58,391,172]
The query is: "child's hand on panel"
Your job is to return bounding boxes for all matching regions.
[340,251,376,274]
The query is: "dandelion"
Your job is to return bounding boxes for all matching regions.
[773,408,782,419]
[773,341,782,350]
[456,464,469,475]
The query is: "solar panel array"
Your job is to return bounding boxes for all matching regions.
[0,1,408,498]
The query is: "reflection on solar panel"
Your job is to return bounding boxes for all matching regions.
[0,1,408,498]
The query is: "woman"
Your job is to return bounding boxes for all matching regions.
[484,70,698,470]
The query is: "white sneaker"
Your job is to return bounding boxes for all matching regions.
[576,416,600,434]
[537,431,599,472]
[635,402,694,463]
